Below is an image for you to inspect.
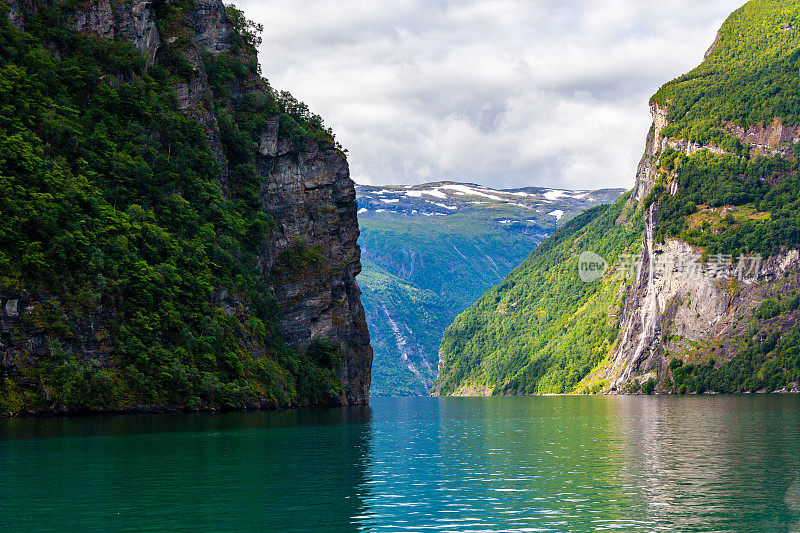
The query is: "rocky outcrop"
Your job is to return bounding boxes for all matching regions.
[115,0,160,63]
[188,0,231,54]
[5,0,30,30]
[1,0,372,408]
[704,31,721,60]
[257,138,373,405]
[649,102,800,160]
[74,0,161,62]
[75,0,115,38]
[724,117,800,158]
[0,289,116,387]
[79,0,372,405]
[605,104,800,391]
[649,103,727,158]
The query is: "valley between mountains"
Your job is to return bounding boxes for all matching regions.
[356,183,624,396]
[2,0,800,415]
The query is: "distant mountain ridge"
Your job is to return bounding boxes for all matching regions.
[356,181,625,396]
[357,181,624,221]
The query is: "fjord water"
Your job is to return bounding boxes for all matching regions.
[2,396,800,532]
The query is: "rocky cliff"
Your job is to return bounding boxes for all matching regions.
[259,141,372,405]
[435,0,800,396]
[603,99,800,392]
[0,0,371,413]
[599,0,800,392]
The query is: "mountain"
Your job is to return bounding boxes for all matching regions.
[435,0,800,396]
[0,0,371,414]
[356,182,625,396]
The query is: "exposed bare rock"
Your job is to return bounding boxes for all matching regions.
[652,102,800,161]
[6,0,29,29]
[114,0,161,63]
[168,38,231,189]
[257,143,373,405]
[617,105,661,223]
[651,103,669,149]
[0,290,116,373]
[649,103,726,158]
[258,117,281,157]
[606,102,800,391]
[71,0,162,62]
[75,0,115,38]
[7,6,21,29]
[704,31,721,60]
[189,0,231,54]
[724,117,800,158]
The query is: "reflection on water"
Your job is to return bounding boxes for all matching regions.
[1,396,800,531]
[614,396,800,531]
[0,407,374,531]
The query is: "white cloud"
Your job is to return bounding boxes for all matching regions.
[236,0,745,189]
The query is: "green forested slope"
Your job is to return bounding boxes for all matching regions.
[434,197,643,395]
[647,0,800,257]
[357,183,624,397]
[649,148,800,257]
[0,1,344,412]
[436,0,800,396]
[654,0,800,143]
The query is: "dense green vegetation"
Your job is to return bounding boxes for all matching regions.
[0,1,341,412]
[664,292,800,394]
[650,148,800,257]
[434,195,644,396]
[647,0,800,258]
[654,0,800,145]
[669,317,800,394]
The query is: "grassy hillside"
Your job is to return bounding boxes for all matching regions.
[433,196,644,396]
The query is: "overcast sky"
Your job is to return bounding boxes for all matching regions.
[236,0,745,190]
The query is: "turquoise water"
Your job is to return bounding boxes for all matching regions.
[2,396,800,531]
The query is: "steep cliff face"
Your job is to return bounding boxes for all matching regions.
[258,140,372,405]
[604,103,800,392]
[0,0,371,412]
[585,1,800,393]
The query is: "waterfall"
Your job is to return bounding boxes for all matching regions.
[625,203,659,379]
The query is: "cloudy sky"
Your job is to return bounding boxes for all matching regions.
[237,0,745,190]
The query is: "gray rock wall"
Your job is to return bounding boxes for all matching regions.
[605,104,800,390]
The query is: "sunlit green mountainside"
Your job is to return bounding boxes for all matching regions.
[356,182,625,396]
[433,197,645,396]
[435,0,800,397]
